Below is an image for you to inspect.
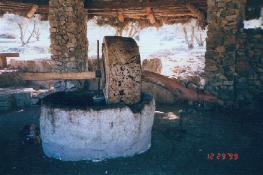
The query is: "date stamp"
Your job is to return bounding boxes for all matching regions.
[207,153,239,160]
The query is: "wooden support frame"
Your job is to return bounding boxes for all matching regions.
[18,71,217,103]
[19,72,96,81]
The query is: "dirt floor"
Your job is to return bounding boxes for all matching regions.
[0,104,263,175]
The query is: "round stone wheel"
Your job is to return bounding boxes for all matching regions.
[103,36,142,105]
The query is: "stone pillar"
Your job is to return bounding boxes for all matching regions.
[103,36,142,105]
[205,0,246,106]
[49,0,88,90]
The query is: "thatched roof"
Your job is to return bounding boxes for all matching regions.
[0,0,207,27]
[1,0,262,28]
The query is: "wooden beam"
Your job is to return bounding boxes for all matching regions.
[145,7,156,24]
[0,0,207,23]
[87,1,190,10]
[26,4,38,18]
[0,53,19,57]
[19,72,96,81]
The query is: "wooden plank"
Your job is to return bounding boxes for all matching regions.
[0,53,19,57]
[19,72,96,81]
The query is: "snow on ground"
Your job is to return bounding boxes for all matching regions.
[0,14,206,79]
[0,14,51,60]
[244,8,263,29]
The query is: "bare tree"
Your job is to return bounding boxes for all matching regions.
[7,15,39,46]
[127,22,140,38]
[183,25,195,49]
[195,26,204,47]
[17,19,37,46]
[33,26,41,41]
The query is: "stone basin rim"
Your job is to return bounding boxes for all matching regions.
[42,92,154,113]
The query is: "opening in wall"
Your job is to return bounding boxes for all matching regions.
[244,7,263,29]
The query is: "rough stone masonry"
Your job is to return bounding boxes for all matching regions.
[49,0,88,90]
[205,0,246,106]
[205,0,263,108]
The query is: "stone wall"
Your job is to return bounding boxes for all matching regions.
[205,0,263,108]
[49,0,88,90]
[205,0,246,106]
[236,29,263,107]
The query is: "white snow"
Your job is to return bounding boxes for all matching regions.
[244,7,263,29]
[1,14,207,79]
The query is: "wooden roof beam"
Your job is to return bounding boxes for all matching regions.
[145,7,156,24]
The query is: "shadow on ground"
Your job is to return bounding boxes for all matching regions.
[0,105,263,175]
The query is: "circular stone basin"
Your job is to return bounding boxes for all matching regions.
[40,91,155,161]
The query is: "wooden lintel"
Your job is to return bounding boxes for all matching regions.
[145,7,156,24]
[19,72,96,81]
[26,4,38,18]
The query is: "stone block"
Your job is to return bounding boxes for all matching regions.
[103,36,141,105]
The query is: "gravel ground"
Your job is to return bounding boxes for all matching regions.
[0,105,263,175]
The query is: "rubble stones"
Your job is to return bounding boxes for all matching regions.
[204,0,262,107]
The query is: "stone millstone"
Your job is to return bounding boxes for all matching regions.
[103,36,142,105]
